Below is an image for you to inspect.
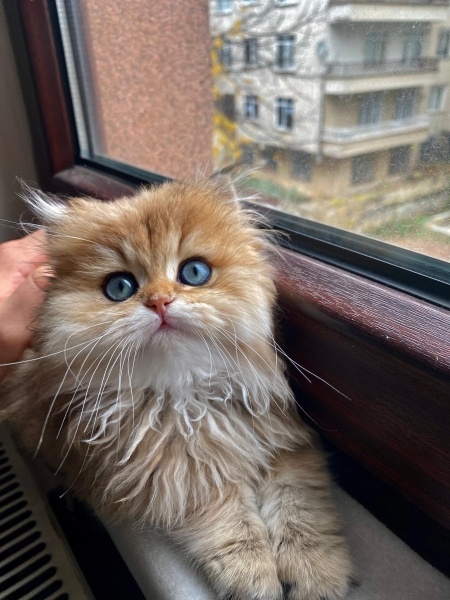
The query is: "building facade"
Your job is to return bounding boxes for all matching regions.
[210,0,450,201]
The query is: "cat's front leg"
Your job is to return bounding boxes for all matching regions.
[259,447,352,600]
[175,483,283,600]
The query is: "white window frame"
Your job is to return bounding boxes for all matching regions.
[216,0,232,14]
[402,31,423,63]
[276,35,295,70]
[359,93,382,126]
[275,98,294,131]
[394,88,416,121]
[219,40,233,68]
[244,38,258,68]
[244,95,259,121]
[437,30,450,58]
[364,31,386,66]
[429,85,446,111]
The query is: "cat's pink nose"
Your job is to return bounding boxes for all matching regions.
[145,295,174,319]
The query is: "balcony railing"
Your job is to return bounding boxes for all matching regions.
[322,115,429,143]
[326,58,438,78]
[329,0,449,5]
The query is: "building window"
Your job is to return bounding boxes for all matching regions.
[364,31,386,65]
[276,35,295,70]
[261,147,277,171]
[402,31,423,63]
[437,30,450,58]
[429,85,445,111]
[359,93,382,126]
[216,94,236,121]
[217,0,232,13]
[244,38,258,68]
[241,144,254,164]
[394,89,416,120]
[244,95,259,121]
[219,40,233,68]
[389,146,411,175]
[291,151,312,181]
[276,98,294,130]
[352,154,376,184]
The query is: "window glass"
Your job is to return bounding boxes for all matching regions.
[57,0,450,265]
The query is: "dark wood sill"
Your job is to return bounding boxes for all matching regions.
[277,249,450,530]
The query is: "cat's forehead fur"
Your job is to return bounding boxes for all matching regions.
[47,180,267,278]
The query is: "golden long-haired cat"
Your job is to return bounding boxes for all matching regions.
[1,179,351,599]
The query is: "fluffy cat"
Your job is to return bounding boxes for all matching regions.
[0,179,351,600]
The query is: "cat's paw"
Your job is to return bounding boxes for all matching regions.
[204,545,283,600]
[275,533,352,600]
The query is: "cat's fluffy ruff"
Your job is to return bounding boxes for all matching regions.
[1,180,351,600]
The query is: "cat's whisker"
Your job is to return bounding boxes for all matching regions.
[83,336,132,434]
[114,334,135,459]
[56,327,125,439]
[58,443,91,499]
[206,321,286,417]
[217,318,344,430]
[34,327,120,457]
[194,331,216,387]
[225,314,350,401]
[56,334,135,475]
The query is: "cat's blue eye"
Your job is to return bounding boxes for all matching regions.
[178,259,211,286]
[103,272,139,302]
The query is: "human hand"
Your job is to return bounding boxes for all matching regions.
[0,231,51,383]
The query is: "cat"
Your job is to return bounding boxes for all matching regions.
[0,178,352,600]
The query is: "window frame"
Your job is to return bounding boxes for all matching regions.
[6,0,450,572]
[243,94,259,121]
[243,37,258,68]
[275,97,294,130]
[275,34,295,71]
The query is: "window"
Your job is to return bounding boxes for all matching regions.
[217,94,235,121]
[394,89,416,120]
[429,85,445,111]
[244,95,258,121]
[389,146,411,175]
[219,40,233,68]
[244,38,258,68]
[437,30,450,58]
[402,31,423,63]
[359,93,382,126]
[275,98,294,130]
[276,35,295,70]
[364,31,386,65]
[216,0,232,13]
[291,151,312,181]
[352,154,375,184]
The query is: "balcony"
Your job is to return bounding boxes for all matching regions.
[327,58,438,78]
[325,59,438,94]
[328,1,449,22]
[322,115,430,157]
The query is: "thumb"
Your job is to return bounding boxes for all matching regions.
[0,267,52,378]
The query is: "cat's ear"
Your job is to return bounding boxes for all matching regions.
[21,184,69,224]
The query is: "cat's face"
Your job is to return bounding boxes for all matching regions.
[33,180,276,390]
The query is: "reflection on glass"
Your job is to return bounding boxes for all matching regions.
[211,0,450,262]
[59,0,450,263]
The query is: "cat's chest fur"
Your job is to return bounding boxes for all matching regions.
[46,371,305,526]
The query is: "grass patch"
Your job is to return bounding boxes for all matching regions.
[242,176,309,203]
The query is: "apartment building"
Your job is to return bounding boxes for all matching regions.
[210,0,450,199]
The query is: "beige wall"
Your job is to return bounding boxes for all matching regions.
[0,3,38,243]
